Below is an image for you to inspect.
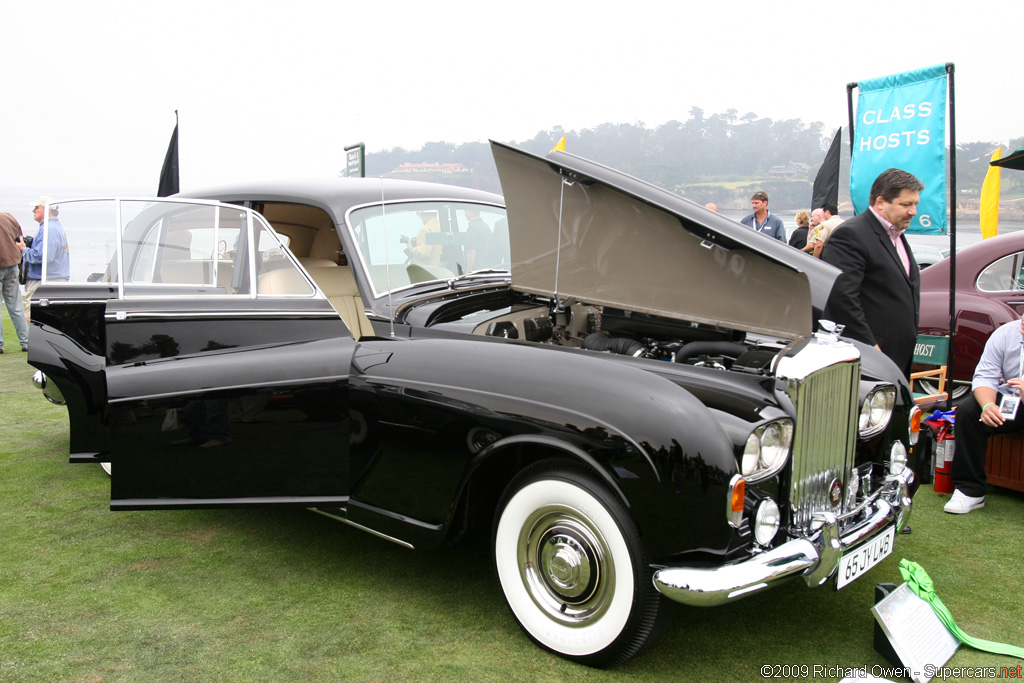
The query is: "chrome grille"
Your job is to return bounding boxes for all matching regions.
[787,360,860,531]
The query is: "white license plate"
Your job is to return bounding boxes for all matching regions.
[835,526,896,589]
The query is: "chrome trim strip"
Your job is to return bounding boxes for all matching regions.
[37,298,113,305]
[308,508,414,549]
[103,310,340,320]
[114,198,124,298]
[111,495,348,510]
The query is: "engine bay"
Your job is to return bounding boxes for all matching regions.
[472,299,783,374]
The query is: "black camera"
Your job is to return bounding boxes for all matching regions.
[20,235,33,248]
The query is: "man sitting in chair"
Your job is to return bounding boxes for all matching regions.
[946,314,1024,514]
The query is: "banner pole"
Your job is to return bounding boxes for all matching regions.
[846,82,858,215]
[945,62,957,410]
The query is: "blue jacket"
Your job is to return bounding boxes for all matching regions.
[22,218,70,280]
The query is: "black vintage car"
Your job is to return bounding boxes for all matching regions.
[28,142,918,667]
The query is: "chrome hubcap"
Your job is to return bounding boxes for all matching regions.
[518,506,613,625]
[539,525,596,602]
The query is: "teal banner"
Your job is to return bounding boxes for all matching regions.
[850,64,948,234]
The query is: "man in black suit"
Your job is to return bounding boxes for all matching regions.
[820,168,924,377]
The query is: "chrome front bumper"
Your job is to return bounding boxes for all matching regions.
[652,468,914,607]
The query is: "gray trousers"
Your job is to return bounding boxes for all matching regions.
[0,264,28,348]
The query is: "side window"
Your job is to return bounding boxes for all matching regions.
[977,253,1024,292]
[34,198,122,284]
[120,202,246,295]
[255,218,314,296]
[28,199,316,299]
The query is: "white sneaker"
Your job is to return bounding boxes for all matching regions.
[943,489,985,514]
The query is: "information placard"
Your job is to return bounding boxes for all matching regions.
[871,582,959,683]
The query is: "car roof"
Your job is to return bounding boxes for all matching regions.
[181,177,504,219]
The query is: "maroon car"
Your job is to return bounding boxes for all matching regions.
[918,230,1024,401]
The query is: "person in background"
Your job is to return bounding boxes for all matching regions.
[739,191,786,242]
[802,209,824,254]
[789,210,810,250]
[821,168,922,377]
[0,212,29,352]
[17,196,70,321]
[704,202,718,213]
[401,210,442,267]
[463,207,492,271]
[945,314,1024,514]
[804,202,844,258]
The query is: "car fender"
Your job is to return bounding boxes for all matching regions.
[349,336,743,555]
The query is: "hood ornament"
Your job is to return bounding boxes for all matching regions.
[814,320,845,344]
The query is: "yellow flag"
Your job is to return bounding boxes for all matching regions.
[980,146,1002,239]
[552,135,566,152]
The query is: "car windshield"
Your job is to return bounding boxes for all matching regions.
[346,201,508,298]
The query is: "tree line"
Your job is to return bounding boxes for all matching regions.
[366,108,1023,211]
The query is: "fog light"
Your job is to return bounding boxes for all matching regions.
[889,441,908,476]
[753,499,780,546]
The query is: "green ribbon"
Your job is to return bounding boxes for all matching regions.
[899,559,1024,659]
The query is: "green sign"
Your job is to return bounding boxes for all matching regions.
[344,142,365,178]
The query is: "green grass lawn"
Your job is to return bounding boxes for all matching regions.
[2,314,1022,682]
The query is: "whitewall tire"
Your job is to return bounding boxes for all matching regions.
[493,460,670,667]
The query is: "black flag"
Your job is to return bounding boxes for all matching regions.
[157,111,180,197]
[811,127,841,211]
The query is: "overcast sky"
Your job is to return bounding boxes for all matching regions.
[3,0,1021,195]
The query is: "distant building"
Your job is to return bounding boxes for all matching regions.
[768,162,811,179]
[393,162,470,174]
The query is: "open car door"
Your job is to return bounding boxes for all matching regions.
[29,199,356,509]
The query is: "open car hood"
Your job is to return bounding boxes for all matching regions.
[490,141,840,340]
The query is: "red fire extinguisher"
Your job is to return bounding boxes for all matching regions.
[932,420,955,494]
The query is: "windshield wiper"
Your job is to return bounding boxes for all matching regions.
[446,269,510,288]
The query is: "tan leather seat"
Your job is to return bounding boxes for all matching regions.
[160,260,207,285]
[306,266,375,339]
[161,260,234,293]
[257,267,314,295]
[298,258,338,269]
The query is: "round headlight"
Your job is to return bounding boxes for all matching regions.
[859,386,895,437]
[753,498,780,546]
[870,390,891,422]
[742,433,760,476]
[759,421,792,470]
[889,441,908,476]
